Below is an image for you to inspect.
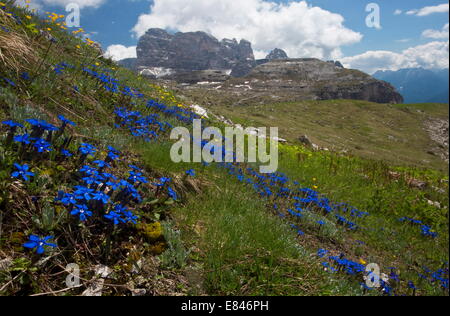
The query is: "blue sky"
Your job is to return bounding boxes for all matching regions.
[23,0,449,73]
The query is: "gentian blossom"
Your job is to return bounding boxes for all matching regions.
[23,235,56,254]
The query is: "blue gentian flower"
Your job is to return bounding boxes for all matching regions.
[317,249,329,258]
[71,204,92,221]
[186,169,196,177]
[128,171,147,184]
[2,77,16,87]
[11,163,34,181]
[107,149,120,161]
[168,187,178,200]
[104,211,121,225]
[93,160,111,169]
[26,119,58,132]
[23,235,56,254]
[20,72,30,80]
[59,192,81,206]
[121,210,138,224]
[74,186,94,201]
[80,165,97,175]
[33,138,53,153]
[14,134,31,144]
[61,149,73,157]
[2,120,23,129]
[79,143,97,157]
[153,177,171,187]
[58,115,76,127]
[92,191,110,204]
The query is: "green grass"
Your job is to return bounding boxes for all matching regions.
[172,87,449,171]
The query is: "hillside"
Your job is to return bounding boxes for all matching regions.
[168,81,449,171]
[0,3,449,297]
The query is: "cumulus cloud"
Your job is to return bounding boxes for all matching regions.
[393,9,402,15]
[406,3,449,16]
[422,23,449,40]
[341,41,449,74]
[131,0,362,60]
[104,45,137,61]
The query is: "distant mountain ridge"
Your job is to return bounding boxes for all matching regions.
[373,68,449,104]
[119,28,404,104]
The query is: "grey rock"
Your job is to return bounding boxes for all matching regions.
[118,58,137,70]
[266,48,288,60]
[136,28,256,80]
[239,58,403,104]
[424,118,449,162]
[327,60,344,68]
[299,135,313,146]
[169,69,230,83]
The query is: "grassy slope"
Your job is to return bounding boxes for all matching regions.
[169,84,449,172]
[0,3,448,296]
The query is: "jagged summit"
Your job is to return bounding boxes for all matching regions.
[266,48,288,60]
[136,28,256,77]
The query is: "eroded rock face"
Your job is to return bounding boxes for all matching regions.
[266,48,288,60]
[136,28,256,78]
[240,59,404,104]
[424,118,449,162]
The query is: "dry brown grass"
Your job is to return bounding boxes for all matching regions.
[0,10,37,73]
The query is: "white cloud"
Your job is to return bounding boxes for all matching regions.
[131,0,362,60]
[395,38,411,43]
[341,41,449,74]
[104,45,137,61]
[422,23,449,40]
[394,9,402,15]
[406,3,449,16]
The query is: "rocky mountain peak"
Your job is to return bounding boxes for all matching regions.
[136,28,256,78]
[266,48,288,60]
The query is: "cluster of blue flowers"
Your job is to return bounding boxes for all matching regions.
[53,62,74,75]
[146,99,201,125]
[328,255,366,276]
[79,65,201,141]
[55,145,145,225]
[419,264,449,290]
[82,66,144,97]
[399,217,438,238]
[114,107,166,142]
[2,115,76,158]
[218,162,362,234]
[318,250,395,295]
[2,112,182,255]
[11,163,34,181]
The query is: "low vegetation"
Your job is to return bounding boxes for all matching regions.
[0,3,448,296]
